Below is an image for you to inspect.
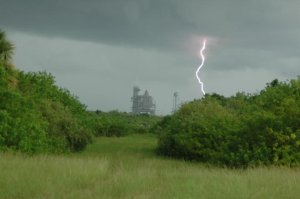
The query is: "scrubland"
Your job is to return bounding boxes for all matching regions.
[1,134,299,199]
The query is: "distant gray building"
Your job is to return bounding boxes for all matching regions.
[131,86,156,115]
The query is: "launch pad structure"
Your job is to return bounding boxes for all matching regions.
[131,86,156,115]
[172,92,178,113]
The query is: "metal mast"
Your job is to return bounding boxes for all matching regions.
[172,92,178,113]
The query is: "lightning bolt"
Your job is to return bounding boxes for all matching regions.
[196,39,206,95]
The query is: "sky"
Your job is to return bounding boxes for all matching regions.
[1,0,299,115]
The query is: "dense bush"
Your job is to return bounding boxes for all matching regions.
[150,115,172,135]
[93,111,162,137]
[0,68,94,153]
[0,30,93,153]
[157,78,300,167]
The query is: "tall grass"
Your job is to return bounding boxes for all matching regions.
[1,134,299,199]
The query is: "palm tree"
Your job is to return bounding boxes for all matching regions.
[0,30,14,64]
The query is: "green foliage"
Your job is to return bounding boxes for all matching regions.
[0,31,94,153]
[0,85,48,153]
[93,111,162,137]
[150,115,172,135]
[38,100,93,152]
[157,77,300,167]
[0,30,14,64]
[0,68,94,153]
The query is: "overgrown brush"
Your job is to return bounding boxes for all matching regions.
[157,78,300,167]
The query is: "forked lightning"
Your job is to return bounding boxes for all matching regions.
[196,39,206,95]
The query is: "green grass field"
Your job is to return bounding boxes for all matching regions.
[1,134,299,199]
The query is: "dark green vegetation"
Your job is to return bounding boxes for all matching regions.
[1,134,300,199]
[92,111,161,137]
[0,32,93,153]
[157,78,300,167]
[0,30,160,154]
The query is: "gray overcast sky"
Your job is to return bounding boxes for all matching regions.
[1,0,299,114]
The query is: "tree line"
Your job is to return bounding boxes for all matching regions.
[0,30,160,153]
[155,78,300,167]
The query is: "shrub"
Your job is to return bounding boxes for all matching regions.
[93,111,162,137]
[0,65,94,153]
[157,78,300,167]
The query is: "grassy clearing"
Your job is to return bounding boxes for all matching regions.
[1,134,300,199]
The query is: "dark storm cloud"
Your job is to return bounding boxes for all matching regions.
[1,0,299,52]
[0,0,194,50]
